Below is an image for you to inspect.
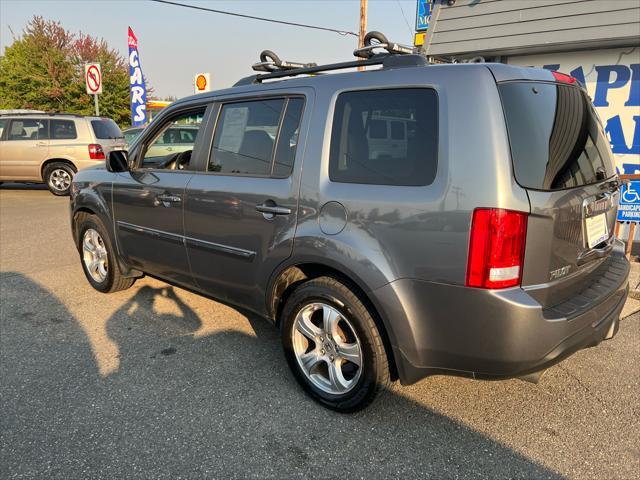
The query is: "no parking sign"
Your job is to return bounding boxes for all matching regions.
[84,63,102,95]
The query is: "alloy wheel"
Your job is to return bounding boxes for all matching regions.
[82,228,108,283]
[49,168,72,192]
[292,302,363,395]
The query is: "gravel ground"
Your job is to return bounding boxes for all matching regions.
[1,186,639,479]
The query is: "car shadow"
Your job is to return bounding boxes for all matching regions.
[0,272,563,479]
[0,182,47,190]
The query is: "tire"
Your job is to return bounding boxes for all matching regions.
[281,276,390,412]
[77,214,135,293]
[44,162,75,196]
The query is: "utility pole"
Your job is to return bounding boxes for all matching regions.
[358,0,368,71]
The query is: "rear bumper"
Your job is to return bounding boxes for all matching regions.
[372,244,630,385]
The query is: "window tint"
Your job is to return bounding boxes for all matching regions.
[7,119,48,141]
[273,98,305,178]
[499,82,615,191]
[210,99,285,175]
[50,120,77,140]
[91,119,123,139]
[142,110,205,169]
[329,89,438,186]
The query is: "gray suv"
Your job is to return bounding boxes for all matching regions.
[69,42,629,411]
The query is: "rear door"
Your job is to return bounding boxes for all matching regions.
[183,93,309,313]
[499,80,620,307]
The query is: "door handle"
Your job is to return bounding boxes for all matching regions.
[36,142,47,147]
[256,202,291,217]
[155,193,182,207]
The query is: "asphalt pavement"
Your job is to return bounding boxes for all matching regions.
[1,185,639,479]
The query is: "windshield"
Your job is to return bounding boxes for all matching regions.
[91,119,124,140]
[499,82,615,191]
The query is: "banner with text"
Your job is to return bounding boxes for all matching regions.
[128,27,147,127]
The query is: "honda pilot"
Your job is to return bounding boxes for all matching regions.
[69,36,629,411]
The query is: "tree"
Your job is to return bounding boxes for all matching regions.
[0,16,148,127]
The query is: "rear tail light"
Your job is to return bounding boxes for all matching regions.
[88,144,105,160]
[466,208,528,289]
[552,71,577,84]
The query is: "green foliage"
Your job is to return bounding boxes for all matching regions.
[0,16,146,127]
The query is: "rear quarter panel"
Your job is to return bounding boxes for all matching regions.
[292,64,530,291]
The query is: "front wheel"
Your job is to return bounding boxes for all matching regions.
[77,215,135,293]
[281,276,390,412]
[44,162,75,196]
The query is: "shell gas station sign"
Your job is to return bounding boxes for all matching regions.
[194,72,211,94]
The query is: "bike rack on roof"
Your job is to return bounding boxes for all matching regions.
[234,31,431,87]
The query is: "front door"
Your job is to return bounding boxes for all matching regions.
[184,95,308,313]
[112,106,210,286]
[0,118,49,180]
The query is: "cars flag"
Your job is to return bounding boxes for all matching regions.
[128,27,148,127]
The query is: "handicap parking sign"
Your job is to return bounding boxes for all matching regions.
[617,181,640,222]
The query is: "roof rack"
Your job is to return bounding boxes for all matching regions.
[252,50,317,73]
[235,31,429,87]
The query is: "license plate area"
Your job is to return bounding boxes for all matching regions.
[585,213,609,248]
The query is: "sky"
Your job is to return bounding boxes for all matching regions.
[0,0,419,99]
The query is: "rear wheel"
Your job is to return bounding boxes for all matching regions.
[281,276,390,412]
[77,215,135,293]
[44,162,75,196]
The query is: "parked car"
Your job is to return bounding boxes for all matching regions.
[123,126,143,145]
[69,41,629,411]
[0,113,126,195]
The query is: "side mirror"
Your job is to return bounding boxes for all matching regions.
[106,150,129,173]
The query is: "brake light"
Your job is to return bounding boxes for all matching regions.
[552,71,577,84]
[466,208,528,289]
[88,144,105,160]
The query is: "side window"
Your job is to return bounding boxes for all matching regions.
[273,98,305,178]
[141,109,205,170]
[329,89,438,186]
[7,119,49,141]
[209,99,284,175]
[0,119,6,139]
[50,120,77,140]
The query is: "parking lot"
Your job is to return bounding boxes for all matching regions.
[1,186,639,479]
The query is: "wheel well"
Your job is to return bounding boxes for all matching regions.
[270,263,399,380]
[41,158,77,179]
[71,208,96,249]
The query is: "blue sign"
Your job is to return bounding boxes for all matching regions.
[128,27,148,127]
[617,181,640,222]
[416,0,434,32]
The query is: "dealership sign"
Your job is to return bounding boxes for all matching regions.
[128,26,148,127]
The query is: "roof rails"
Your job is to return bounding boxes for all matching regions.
[235,31,428,86]
[0,111,87,118]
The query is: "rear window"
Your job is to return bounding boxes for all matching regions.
[329,88,438,186]
[91,119,123,139]
[499,82,614,191]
